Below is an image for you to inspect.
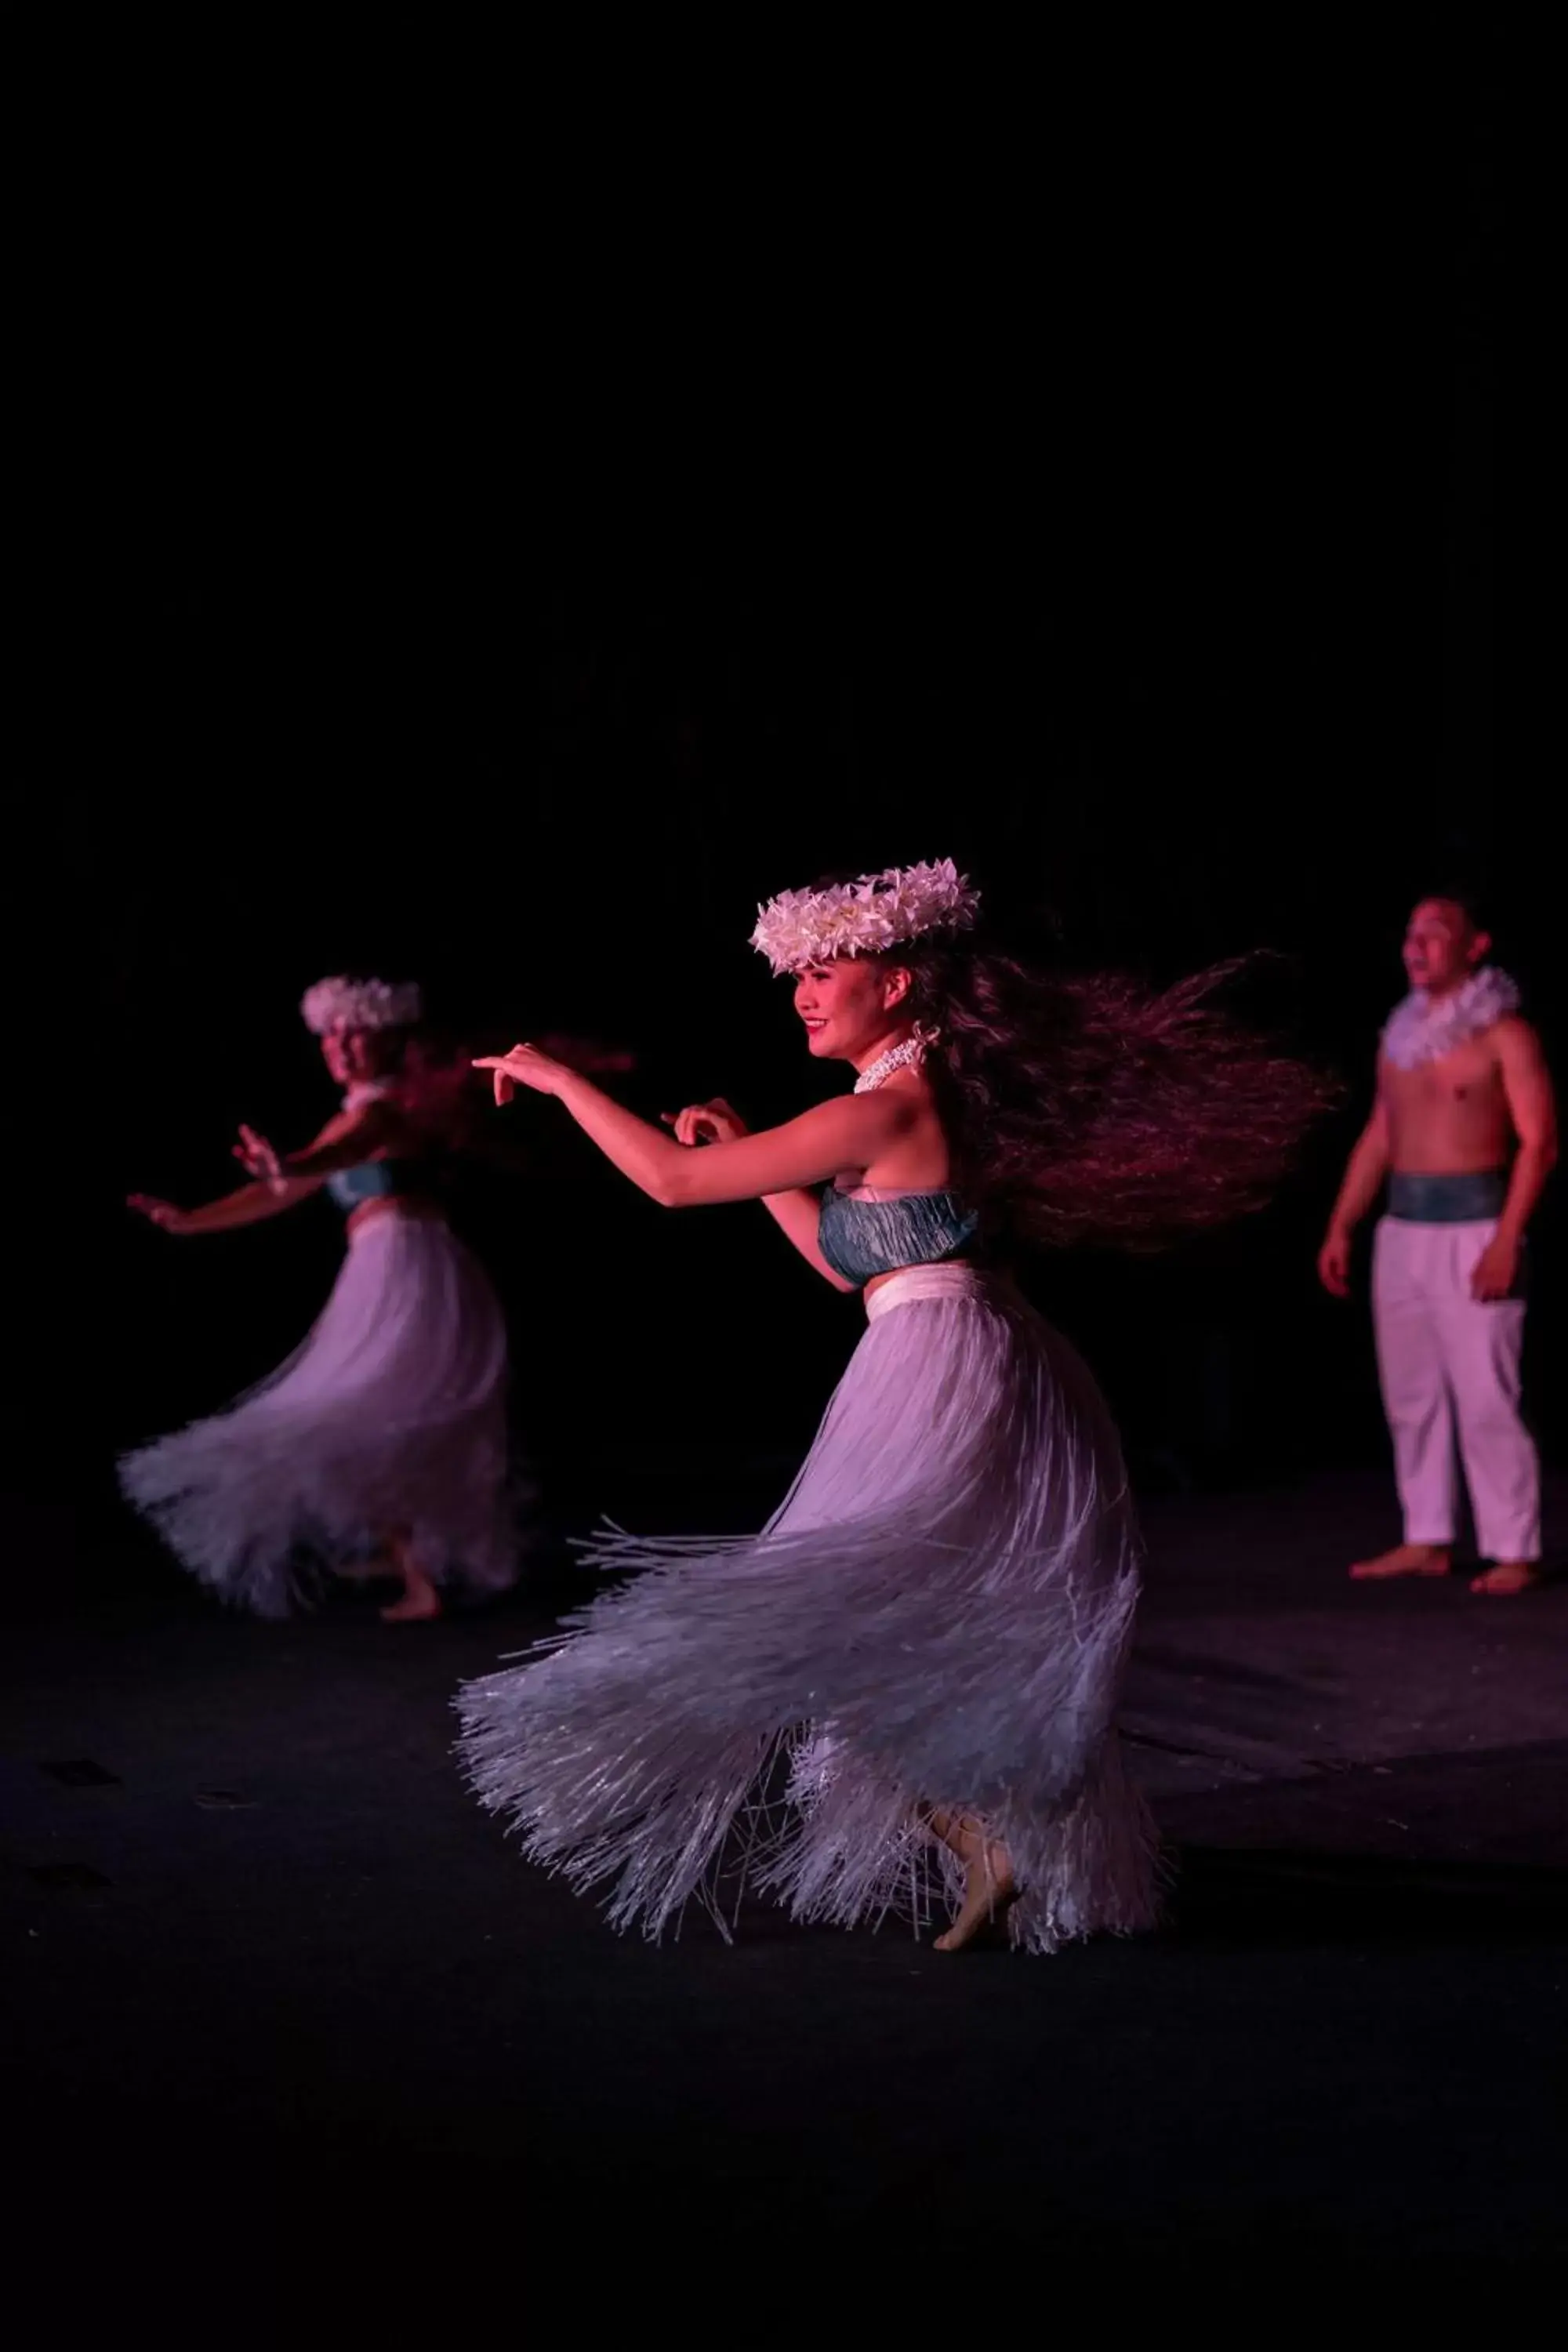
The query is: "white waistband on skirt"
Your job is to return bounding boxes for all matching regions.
[865,1261,996,1320]
[346,1196,448,1243]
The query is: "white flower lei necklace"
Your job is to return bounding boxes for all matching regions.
[854,1030,931,1093]
[1381,966,1521,1070]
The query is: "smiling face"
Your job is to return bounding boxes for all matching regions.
[320,1029,352,1085]
[1403,898,1490,997]
[791,955,913,1066]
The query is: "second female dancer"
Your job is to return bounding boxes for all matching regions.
[122,976,517,1622]
[459,864,1330,1951]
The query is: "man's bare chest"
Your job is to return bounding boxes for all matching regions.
[1384,1037,1505,1126]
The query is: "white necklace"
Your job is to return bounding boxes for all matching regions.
[854,1031,929,1094]
[1381,967,1521,1070]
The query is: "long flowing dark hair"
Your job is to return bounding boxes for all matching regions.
[884,935,1338,1250]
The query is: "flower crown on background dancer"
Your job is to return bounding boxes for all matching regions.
[300,975,424,1036]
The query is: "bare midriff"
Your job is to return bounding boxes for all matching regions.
[1382,1035,1513,1176]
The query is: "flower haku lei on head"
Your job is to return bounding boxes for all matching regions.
[750,858,981,976]
[299,975,425,1035]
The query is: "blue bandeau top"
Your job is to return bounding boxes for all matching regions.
[817,1185,979,1287]
[326,1161,423,1213]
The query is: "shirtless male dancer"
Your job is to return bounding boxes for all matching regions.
[1319,896,1557,1594]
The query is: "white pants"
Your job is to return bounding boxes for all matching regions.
[1372,1216,1539,1562]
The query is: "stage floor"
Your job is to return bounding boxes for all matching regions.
[3,1470,1564,2287]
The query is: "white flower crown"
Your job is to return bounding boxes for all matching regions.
[750,858,981,976]
[299,975,424,1035]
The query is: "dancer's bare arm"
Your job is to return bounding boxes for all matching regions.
[1318,1085,1391,1296]
[476,1043,914,1210]
[234,1098,402,1185]
[128,1176,324,1235]
[664,1101,856,1291]
[133,1096,404,1236]
[1472,1018,1559,1298]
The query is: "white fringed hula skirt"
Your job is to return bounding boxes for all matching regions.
[457,1264,1158,1953]
[120,1206,517,1617]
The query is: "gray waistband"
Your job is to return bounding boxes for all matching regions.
[1387,1170,1507,1223]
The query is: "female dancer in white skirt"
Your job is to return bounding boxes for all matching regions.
[122,975,516,1624]
[459,863,1330,1951]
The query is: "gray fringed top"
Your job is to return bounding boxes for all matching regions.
[817,1185,980,1287]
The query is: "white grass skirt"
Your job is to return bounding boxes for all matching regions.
[121,1210,517,1616]
[458,1265,1158,1953]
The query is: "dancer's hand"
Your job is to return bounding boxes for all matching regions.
[233,1125,287,1190]
[1316,1226,1353,1298]
[662,1098,749,1148]
[129,1193,194,1234]
[472,1043,573,1105]
[1471,1233,1520,1301]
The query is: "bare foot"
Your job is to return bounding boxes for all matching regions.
[1469,1562,1541,1596]
[380,1589,443,1622]
[1349,1544,1451,1582]
[379,1563,443,1623]
[934,1846,1016,1953]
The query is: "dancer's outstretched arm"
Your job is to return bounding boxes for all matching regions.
[131,1094,407,1236]
[663,1099,855,1290]
[128,1174,324,1235]
[476,1043,913,1212]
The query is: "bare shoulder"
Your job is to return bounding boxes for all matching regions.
[1491,1013,1548,1068]
[319,1094,403,1149]
[822,1083,922,1143]
[313,1102,365,1142]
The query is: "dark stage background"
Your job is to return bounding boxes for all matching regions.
[76,83,1534,1599]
